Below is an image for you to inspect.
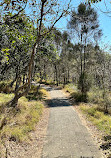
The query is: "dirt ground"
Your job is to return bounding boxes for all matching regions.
[1,107,49,158]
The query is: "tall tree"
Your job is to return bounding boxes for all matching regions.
[68,2,101,94]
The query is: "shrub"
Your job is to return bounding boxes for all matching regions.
[94,111,103,119]
[64,84,77,93]
[78,72,92,94]
[26,85,48,101]
[0,81,14,93]
[88,87,104,104]
[88,88,111,113]
[71,92,88,102]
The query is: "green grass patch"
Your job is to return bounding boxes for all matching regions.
[0,93,14,114]
[0,93,14,105]
[79,104,111,135]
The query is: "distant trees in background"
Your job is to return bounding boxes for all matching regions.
[67,3,102,95]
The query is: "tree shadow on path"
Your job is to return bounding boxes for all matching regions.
[46,98,71,107]
[43,85,71,107]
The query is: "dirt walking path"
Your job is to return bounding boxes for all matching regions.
[41,87,103,158]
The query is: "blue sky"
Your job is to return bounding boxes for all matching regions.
[55,0,111,52]
[25,0,111,51]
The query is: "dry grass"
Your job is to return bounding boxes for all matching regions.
[64,84,77,94]
[0,93,14,105]
[0,86,49,157]
[79,104,111,135]
[0,96,44,142]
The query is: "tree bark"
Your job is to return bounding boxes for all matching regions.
[80,33,83,76]
[55,64,58,86]
[68,68,70,83]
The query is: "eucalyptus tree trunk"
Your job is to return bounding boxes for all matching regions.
[80,33,83,77]
[68,68,70,83]
[8,43,37,107]
[23,74,25,84]
[80,33,84,94]
[55,64,58,86]
[83,38,86,72]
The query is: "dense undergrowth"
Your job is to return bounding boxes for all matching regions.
[0,80,14,93]
[64,83,111,112]
[0,82,48,157]
[38,79,55,86]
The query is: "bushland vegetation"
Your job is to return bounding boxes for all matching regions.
[0,0,111,156]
